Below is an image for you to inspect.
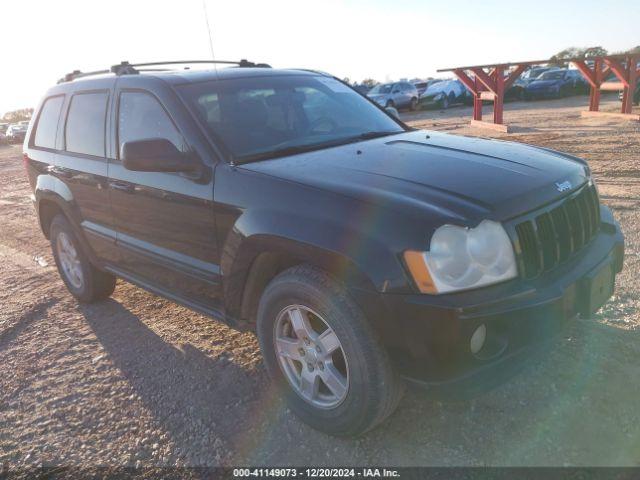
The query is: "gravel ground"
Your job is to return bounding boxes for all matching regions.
[0,94,639,468]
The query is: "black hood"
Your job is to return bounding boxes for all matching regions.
[242,130,589,224]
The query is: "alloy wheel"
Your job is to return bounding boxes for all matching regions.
[274,305,349,409]
[56,231,84,289]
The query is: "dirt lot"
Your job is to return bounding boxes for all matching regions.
[1,94,639,468]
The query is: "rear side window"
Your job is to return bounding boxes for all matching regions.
[65,92,108,157]
[33,96,64,149]
[117,92,185,157]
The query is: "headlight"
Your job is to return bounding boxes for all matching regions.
[404,220,517,294]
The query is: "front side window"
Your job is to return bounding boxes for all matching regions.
[117,91,186,158]
[65,92,108,157]
[178,75,404,163]
[34,96,64,149]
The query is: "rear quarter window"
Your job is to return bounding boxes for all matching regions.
[65,92,109,157]
[33,96,64,149]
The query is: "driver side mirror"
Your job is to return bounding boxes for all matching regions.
[121,138,201,173]
[385,106,400,119]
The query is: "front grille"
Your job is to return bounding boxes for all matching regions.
[514,183,601,279]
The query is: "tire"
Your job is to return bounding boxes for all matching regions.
[257,265,404,436]
[50,214,116,303]
[409,97,418,111]
[385,100,395,109]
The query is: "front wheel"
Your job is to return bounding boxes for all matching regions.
[50,214,116,303]
[257,265,404,437]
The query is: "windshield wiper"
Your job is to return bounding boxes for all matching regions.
[235,131,403,165]
[237,144,327,164]
[357,130,401,140]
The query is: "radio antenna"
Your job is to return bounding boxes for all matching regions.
[201,0,217,74]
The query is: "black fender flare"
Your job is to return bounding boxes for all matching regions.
[34,175,100,265]
[220,209,397,324]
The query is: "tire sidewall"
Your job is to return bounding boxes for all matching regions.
[257,275,383,434]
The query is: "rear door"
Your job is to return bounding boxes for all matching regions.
[55,82,119,263]
[107,77,222,309]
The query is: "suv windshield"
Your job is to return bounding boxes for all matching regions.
[178,75,404,163]
[368,84,393,94]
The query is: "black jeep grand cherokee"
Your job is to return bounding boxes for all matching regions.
[24,61,624,436]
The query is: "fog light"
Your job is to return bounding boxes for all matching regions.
[470,324,487,355]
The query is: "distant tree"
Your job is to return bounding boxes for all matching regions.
[626,45,640,55]
[2,108,33,123]
[549,47,581,66]
[342,77,351,85]
[549,46,609,66]
[361,78,379,88]
[584,46,608,58]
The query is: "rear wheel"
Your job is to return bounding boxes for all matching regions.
[50,214,116,303]
[257,265,404,436]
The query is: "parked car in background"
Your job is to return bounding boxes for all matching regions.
[352,84,372,95]
[367,81,419,110]
[0,123,8,135]
[524,69,587,100]
[418,79,466,109]
[619,83,640,105]
[5,123,28,143]
[508,66,560,100]
[413,79,443,97]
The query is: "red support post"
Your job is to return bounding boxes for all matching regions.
[591,58,602,112]
[493,66,505,125]
[620,55,638,114]
[474,77,483,121]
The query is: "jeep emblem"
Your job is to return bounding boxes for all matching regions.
[555,180,572,192]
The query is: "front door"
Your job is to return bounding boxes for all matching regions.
[107,80,221,309]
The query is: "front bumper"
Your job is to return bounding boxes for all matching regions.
[373,206,624,394]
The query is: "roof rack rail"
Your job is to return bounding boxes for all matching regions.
[57,69,111,84]
[58,59,270,84]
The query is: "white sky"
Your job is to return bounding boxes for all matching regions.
[1,0,638,115]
